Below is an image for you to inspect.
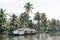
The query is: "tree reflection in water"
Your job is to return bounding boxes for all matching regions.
[0,35,3,40]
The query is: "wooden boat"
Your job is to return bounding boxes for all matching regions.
[12,28,37,36]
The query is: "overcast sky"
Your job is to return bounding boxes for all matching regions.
[0,0,60,20]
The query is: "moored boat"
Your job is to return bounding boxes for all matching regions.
[12,28,37,36]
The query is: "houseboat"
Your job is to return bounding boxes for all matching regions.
[12,28,37,35]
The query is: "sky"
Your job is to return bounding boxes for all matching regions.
[0,0,60,20]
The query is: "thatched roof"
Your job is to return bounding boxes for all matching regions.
[18,28,37,32]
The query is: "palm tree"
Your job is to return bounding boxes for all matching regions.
[24,2,33,13]
[51,19,56,26]
[34,12,41,31]
[0,8,6,33]
[56,20,60,27]
[41,13,47,31]
[56,20,60,31]
[46,20,52,31]
[23,2,33,28]
[10,14,17,29]
[19,12,29,27]
[28,20,34,28]
[51,19,56,31]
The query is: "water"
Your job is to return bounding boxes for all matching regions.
[0,32,60,40]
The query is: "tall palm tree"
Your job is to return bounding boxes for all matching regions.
[34,12,41,31]
[24,2,33,13]
[23,2,33,28]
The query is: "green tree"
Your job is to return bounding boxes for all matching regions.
[46,20,52,31]
[0,8,6,33]
[28,20,34,28]
[10,14,17,29]
[41,13,47,31]
[19,12,29,27]
[56,20,60,31]
[23,2,34,28]
[34,12,41,31]
[24,2,33,13]
[51,19,56,31]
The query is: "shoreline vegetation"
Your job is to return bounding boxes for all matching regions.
[0,2,60,35]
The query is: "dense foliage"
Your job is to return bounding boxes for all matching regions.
[0,2,60,33]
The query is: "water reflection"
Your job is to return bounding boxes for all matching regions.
[1,33,60,40]
[0,35,3,40]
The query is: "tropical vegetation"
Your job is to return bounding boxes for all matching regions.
[0,2,60,34]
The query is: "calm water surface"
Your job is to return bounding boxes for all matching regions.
[0,32,60,40]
